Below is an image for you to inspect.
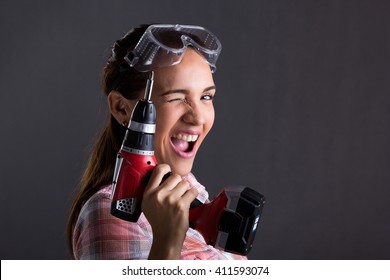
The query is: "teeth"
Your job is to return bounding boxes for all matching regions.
[173,133,198,142]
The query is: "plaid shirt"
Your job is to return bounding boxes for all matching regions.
[73,173,247,260]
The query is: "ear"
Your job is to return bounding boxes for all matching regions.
[107,91,136,125]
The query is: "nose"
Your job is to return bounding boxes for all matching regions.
[182,101,206,125]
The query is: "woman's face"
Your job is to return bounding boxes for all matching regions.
[152,49,216,176]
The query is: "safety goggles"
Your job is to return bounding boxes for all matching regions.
[124,24,222,72]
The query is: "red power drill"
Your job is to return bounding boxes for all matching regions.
[110,72,265,255]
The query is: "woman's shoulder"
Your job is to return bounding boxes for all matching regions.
[94,184,112,199]
[77,184,112,221]
[87,184,112,203]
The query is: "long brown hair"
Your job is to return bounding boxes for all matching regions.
[66,25,150,258]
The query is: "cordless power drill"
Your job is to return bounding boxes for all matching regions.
[110,72,266,255]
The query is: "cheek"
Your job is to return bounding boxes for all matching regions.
[154,107,176,142]
[205,106,215,133]
[154,115,168,144]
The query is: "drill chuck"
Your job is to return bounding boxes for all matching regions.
[122,100,156,154]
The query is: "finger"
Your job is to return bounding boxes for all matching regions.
[167,179,191,199]
[160,173,182,191]
[180,187,199,207]
[144,164,171,193]
[161,171,172,183]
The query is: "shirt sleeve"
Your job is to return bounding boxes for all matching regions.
[72,187,152,260]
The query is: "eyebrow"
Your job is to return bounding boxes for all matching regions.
[160,86,216,96]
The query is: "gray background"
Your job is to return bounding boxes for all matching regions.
[1,0,389,260]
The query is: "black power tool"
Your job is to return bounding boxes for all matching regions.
[110,72,265,255]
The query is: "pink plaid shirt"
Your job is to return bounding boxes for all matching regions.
[73,173,247,260]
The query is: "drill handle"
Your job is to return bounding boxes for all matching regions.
[190,198,203,209]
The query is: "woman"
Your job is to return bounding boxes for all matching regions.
[67,24,246,260]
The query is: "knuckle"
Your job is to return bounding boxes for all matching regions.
[167,195,176,206]
[191,188,199,196]
[176,200,188,211]
[155,191,165,203]
[182,180,190,189]
[171,173,182,182]
[144,188,161,202]
[156,163,170,173]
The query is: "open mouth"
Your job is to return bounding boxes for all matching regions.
[170,133,199,155]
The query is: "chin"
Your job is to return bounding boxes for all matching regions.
[169,158,195,176]
[154,155,193,176]
[172,163,193,176]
